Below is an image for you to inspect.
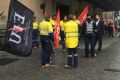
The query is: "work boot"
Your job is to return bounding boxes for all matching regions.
[41,64,50,69]
[64,65,71,68]
[33,46,37,49]
[91,54,96,58]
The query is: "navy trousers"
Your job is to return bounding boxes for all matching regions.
[60,31,65,50]
[32,29,39,47]
[67,48,78,67]
[40,36,52,65]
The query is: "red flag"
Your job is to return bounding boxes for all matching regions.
[78,6,89,25]
[54,9,60,49]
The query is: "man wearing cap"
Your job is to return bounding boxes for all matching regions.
[73,15,81,48]
[39,16,53,68]
[60,16,67,52]
[32,17,39,48]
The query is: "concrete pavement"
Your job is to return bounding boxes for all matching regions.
[0,37,120,80]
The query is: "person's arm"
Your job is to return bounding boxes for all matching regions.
[48,23,54,41]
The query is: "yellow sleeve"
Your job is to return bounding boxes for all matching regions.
[49,18,52,24]
[50,18,56,26]
[76,20,80,24]
[60,21,63,26]
[64,23,67,33]
[47,23,53,33]
[36,22,39,28]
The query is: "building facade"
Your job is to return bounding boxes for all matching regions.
[0,0,104,25]
[0,0,104,49]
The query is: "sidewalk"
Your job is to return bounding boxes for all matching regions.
[0,37,120,80]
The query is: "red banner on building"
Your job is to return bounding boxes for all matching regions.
[54,9,60,49]
[78,6,89,25]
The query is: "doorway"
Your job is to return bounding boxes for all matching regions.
[56,2,70,20]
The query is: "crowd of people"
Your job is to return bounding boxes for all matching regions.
[32,13,117,69]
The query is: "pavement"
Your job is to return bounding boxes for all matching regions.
[0,36,120,80]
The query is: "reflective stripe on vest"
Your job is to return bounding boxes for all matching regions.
[65,32,78,33]
[66,36,78,38]
[65,32,78,38]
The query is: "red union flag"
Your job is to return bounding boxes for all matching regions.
[78,6,89,25]
[54,9,60,48]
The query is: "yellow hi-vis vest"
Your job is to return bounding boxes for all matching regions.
[60,20,66,31]
[49,18,56,27]
[33,21,38,29]
[39,20,53,35]
[76,20,80,24]
[64,20,79,48]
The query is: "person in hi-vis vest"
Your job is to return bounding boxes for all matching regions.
[64,15,79,68]
[39,16,53,68]
[73,15,81,48]
[60,16,67,52]
[32,17,40,48]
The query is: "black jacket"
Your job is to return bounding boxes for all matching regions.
[95,20,104,34]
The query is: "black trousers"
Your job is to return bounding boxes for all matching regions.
[95,33,102,51]
[60,31,65,50]
[84,35,95,57]
[40,36,52,65]
[67,48,78,67]
[108,27,113,37]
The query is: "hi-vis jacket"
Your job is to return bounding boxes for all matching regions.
[74,20,80,25]
[33,21,39,29]
[64,20,79,48]
[60,20,67,31]
[50,18,56,27]
[39,20,53,36]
